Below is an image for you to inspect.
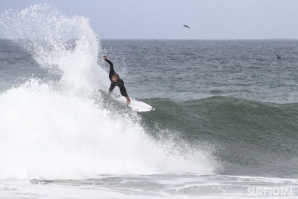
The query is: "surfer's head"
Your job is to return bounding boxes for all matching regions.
[112,74,119,82]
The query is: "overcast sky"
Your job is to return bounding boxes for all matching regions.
[1,0,298,40]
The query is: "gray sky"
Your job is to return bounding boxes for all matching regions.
[1,0,298,40]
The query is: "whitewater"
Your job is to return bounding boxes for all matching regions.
[1,4,298,199]
[0,4,213,180]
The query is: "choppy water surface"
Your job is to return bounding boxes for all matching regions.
[0,4,298,199]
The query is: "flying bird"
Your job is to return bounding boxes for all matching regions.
[276,54,281,59]
[184,25,190,29]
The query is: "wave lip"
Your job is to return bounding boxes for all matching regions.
[0,4,216,180]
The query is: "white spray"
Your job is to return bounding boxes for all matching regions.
[0,4,215,179]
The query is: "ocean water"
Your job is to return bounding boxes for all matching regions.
[1,4,298,199]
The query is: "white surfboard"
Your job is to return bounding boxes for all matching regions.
[111,94,154,112]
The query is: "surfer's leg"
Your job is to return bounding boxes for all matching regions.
[120,87,128,97]
[120,87,130,103]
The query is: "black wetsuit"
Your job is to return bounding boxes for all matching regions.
[105,59,129,97]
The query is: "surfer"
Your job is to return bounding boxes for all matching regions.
[103,55,130,104]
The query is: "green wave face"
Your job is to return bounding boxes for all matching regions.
[141,96,298,177]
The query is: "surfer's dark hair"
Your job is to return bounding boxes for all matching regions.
[113,73,119,80]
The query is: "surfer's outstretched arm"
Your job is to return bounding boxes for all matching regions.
[103,55,116,81]
[109,83,116,93]
[105,59,114,72]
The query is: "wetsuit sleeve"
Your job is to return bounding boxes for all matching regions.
[105,59,116,81]
[109,83,116,92]
[119,80,128,97]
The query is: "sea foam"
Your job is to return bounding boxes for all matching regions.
[0,4,215,179]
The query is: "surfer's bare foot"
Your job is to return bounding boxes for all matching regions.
[126,97,131,104]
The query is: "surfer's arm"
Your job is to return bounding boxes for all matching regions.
[105,59,115,72]
[105,59,116,81]
[109,83,116,93]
